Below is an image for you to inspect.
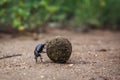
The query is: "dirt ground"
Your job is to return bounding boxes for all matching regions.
[0,29,120,80]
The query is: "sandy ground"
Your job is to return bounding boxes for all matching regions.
[0,30,120,80]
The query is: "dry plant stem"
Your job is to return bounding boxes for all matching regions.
[0,54,22,60]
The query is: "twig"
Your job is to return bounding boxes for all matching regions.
[0,54,22,60]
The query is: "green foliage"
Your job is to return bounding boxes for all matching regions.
[101,0,120,29]
[0,0,120,30]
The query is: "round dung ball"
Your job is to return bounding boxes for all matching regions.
[46,37,72,63]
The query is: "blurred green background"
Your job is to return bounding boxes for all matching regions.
[0,0,120,31]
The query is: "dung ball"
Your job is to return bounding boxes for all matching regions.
[46,37,72,63]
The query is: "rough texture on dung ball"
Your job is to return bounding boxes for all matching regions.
[46,37,72,63]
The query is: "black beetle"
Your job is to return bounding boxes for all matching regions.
[34,42,47,63]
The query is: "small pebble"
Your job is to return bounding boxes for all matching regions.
[95,54,98,57]
[98,49,107,52]
[40,75,44,78]
[69,64,74,67]
[23,73,26,75]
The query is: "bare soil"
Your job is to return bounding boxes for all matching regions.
[0,30,120,80]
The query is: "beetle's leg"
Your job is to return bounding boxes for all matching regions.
[42,51,46,53]
[35,56,38,63]
[39,54,43,62]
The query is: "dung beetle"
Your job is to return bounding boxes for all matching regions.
[34,41,48,63]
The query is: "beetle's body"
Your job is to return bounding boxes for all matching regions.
[34,44,46,63]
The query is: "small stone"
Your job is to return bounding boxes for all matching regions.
[23,73,26,75]
[69,64,74,67]
[40,75,44,78]
[98,49,107,52]
[95,54,98,57]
